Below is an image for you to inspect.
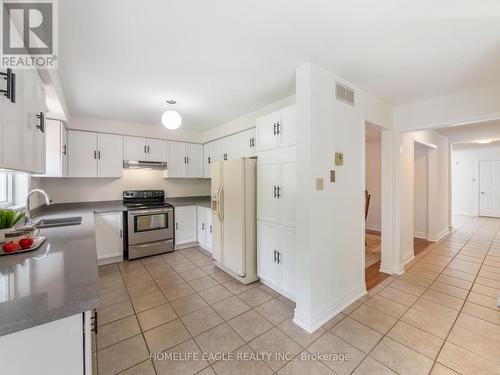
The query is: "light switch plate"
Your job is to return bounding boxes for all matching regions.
[335,152,344,166]
[316,178,324,191]
[330,170,335,182]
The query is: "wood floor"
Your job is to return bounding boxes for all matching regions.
[365,233,434,290]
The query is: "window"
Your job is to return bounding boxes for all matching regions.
[0,173,13,208]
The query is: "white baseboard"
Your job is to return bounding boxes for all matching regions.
[427,228,450,242]
[174,241,199,250]
[366,224,381,232]
[97,254,123,266]
[395,254,415,275]
[259,278,295,302]
[413,231,428,240]
[293,285,366,333]
[198,242,212,254]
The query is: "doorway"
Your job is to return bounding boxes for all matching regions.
[413,141,433,256]
[479,160,500,217]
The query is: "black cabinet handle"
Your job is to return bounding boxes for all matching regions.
[62,145,67,155]
[147,145,150,153]
[98,150,101,159]
[144,145,147,154]
[273,250,277,263]
[273,123,277,135]
[202,222,205,230]
[224,154,227,161]
[0,69,15,103]
[209,225,212,234]
[175,222,179,230]
[93,150,97,159]
[273,186,277,198]
[276,186,281,198]
[276,122,281,135]
[208,156,211,164]
[277,251,281,264]
[91,309,98,334]
[36,112,45,133]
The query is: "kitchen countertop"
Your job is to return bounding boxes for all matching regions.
[166,196,211,208]
[0,201,123,337]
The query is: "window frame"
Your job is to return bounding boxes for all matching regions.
[0,173,13,209]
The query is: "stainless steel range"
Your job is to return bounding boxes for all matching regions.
[123,190,174,260]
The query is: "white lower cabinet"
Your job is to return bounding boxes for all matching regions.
[95,212,123,265]
[257,220,295,300]
[174,205,197,248]
[0,311,93,375]
[197,206,213,252]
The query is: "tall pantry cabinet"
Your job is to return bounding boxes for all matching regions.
[256,105,296,301]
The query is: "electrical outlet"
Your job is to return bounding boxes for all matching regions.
[335,152,344,166]
[316,178,324,191]
[330,170,335,182]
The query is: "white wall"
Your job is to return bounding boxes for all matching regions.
[452,142,500,216]
[32,169,210,204]
[294,63,393,333]
[399,130,449,267]
[365,140,381,231]
[413,143,428,238]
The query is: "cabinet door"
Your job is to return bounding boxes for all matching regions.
[243,128,256,157]
[98,133,123,177]
[32,75,46,174]
[218,137,229,161]
[67,130,98,177]
[257,221,278,285]
[257,161,279,222]
[94,212,123,264]
[278,226,295,297]
[61,125,68,176]
[203,143,212,178]
[1,69,24,170]
[23,70,45,174]
[167,142,186,177]
[278,160,296,227]
[256,112,279,151]
[186,143,203,177]
[147,138,167,162]
[197,206,206,246]
[278,106,296,147]
[124,136,146,161]
[175,206,197,245]
[205,208,213,251]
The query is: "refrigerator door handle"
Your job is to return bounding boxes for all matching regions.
[218,187,224,222]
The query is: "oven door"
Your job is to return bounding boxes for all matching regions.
[128,208,173,245]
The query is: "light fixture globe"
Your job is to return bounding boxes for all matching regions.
[161,110,182,130]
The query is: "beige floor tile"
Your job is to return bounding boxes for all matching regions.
[99,289,130,307]
[467,291,500,310]
[462,301,500,326]
[401,308,453,339]
[124,273,154,288]
[137,303,177,331]
[163,282,196,301]
[198,367,216,375]
[387,321,443,359]
[180,268,207,282]
[223,279,259,294]
[188,275,220,292]
[364,295,408,319]
[276,295,296,308]
[200,264,217,274]
[199,285,234,305]
[370,337,433,375]
[429,281,469,299]
[413,262,445,273]
[430,363,460,374]
[412,298,459,323]
[277,351,334,375]
[378,287,418,307]
[131,291,167,313]
[389,279,427,296]
[171,260,198,272]
[476,276,500,289]
[212,344,274,375]
[258,284,281,297]
[341,301,362,315]
[421,289,465,310]
[155,273,185,289]
[405,268,439,281]
[352,357,397,375]
[447,313,500,362]
[254,299,293,325]
[278,318,325,348]
[228,310,273,342]
[306,331,365,375]
[143,319,191,353]
[97,334,149,375]
[471,283,500,298]
[331,316,383,353]
[98,300,135,326]
[154,339,209,375]
[437,341,500,375]
[195,323,245,355]
[211,270,233,283]
[120,360,156,375]
[441,268,476,281]
[322,313,346,330]
[212,296,251,320]
[237,287,274,307]
[163,252,189,265]
[181,306,224,336]
[171,293,209,316]
[436,274,473,290]
[126,280,159,298]
[248,328,302,371]
[97,315,141,350]
[349,305,397,334]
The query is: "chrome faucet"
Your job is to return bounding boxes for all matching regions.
[25,189,51,224]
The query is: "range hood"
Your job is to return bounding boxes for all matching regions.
[123,160,167,170]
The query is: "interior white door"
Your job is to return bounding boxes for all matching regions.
[186,143,203,177]
[257,161,279,222]
[124,136,147,161]
[479,161,500,218]
[68,130,98,177]
[257,221,278,285]
[98,133,123,177]
[256,112,279,151]
[167,142,186,177]
[147,138,167,162]
[278,160,296,227]
[278,106,296,147]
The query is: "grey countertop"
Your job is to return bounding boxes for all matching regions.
[166,196,211,208]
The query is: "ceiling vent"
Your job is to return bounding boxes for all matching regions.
[335,82,355,106]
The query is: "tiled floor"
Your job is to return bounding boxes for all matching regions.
[95,216,500,374]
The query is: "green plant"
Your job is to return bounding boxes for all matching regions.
[0,209,25,230]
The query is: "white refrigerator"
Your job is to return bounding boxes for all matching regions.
[211,158,258,284]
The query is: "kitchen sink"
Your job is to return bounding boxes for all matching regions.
[35,216,82,228]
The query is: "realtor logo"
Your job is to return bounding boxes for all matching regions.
[1,0,58,69]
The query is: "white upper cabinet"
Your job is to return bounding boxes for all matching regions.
[203,142,212,178]
[68,130,123,177]
[97,133,123,177]
[186,143,203,177]
[256,106,296,151]
[166,142,203,178]
[123,136,146,161]
[43,119,68,177]
[146,138,167,162]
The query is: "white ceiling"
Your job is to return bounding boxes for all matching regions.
[436,119,500,144]
[59,0,500,131]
